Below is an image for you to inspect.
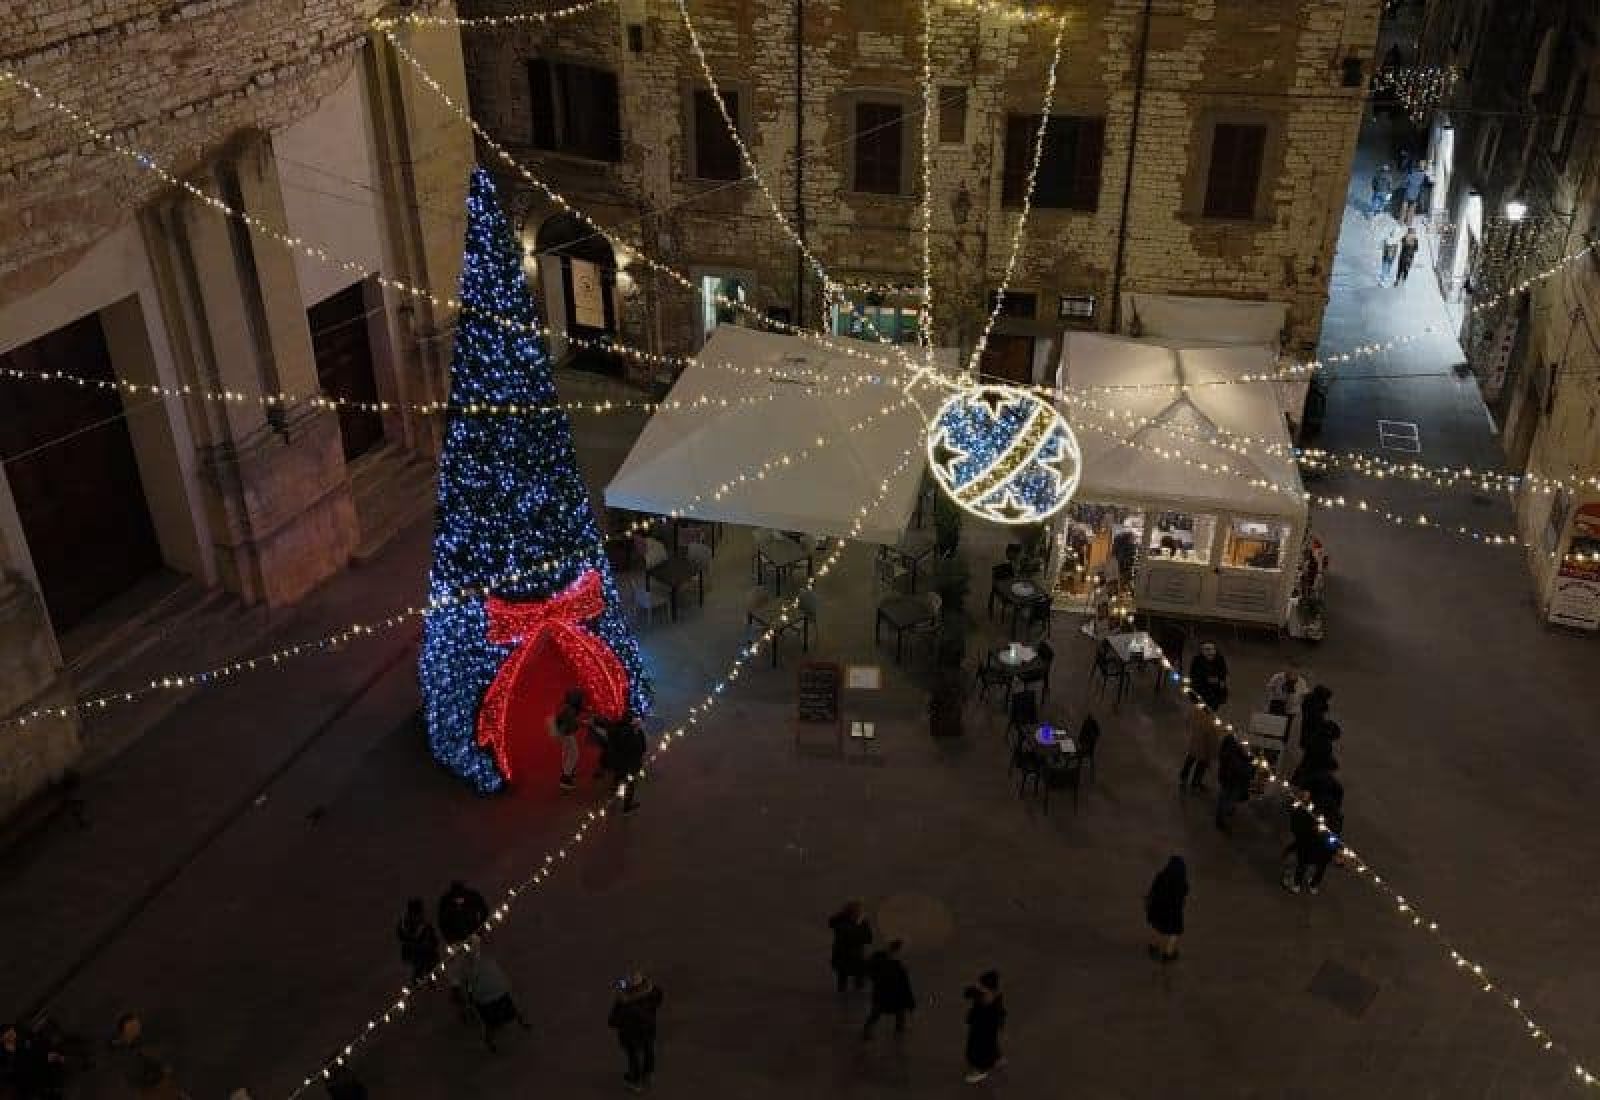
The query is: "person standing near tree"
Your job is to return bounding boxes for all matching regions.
[607,709,648,815]
[862,941,916,1039]
[609,973,663,1093]
[828,901,873,994]
[1145,856,1189,962]
[1396,227,1420,284]
[551,688,587,792]
[961,971,1007,1084]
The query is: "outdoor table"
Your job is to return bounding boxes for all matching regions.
[875,594,938,663]
[1032,723,1078,757]
[992,642,1037,670]
[647,554,705,621]
[1003,578,1049,633]
[759,538,813,594]
[885,531,936,592]
[1106,630,1165,698]
[747,597,812,668]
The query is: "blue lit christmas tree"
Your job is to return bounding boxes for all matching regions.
[419,168,650,793]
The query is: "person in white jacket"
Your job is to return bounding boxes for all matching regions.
[1264,663,1309,740]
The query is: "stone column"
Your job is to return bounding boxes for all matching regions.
[0,564,80,819]
[149,134,357,607]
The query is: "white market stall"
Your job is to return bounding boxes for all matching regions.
[1050,332,1308,627]
[604,325,937,544]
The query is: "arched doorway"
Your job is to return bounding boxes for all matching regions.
[535,213,622,375]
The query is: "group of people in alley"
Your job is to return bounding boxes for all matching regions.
[1370,149,1432,288]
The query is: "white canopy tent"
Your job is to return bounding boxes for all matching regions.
[604,325,937,545]
[1051,333,1308,625]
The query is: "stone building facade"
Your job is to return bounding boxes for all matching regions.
[461,0,1379,382]
[0,2,474,814]
[1412,0,1600,626]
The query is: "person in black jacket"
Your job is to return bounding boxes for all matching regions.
[608,973,664,1093]
[396,897,441,981]
[1292,719,1342,788]
[962,971,1007,1084]
[1145,856,1188,962]
[1285,800,1344,895]
[827,900,873,994]
[1214,732,1254,832]
[1179,643,1229,790]
[438,880,490,944]
[1299,684,1333,743]
[608,711,648,815]
[861,941,915,1038]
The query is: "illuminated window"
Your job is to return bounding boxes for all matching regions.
[1147,511,1215,564]
[1223,518,1292,570]
[831,293,923,345]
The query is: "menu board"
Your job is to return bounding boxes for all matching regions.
[797,661,842,724]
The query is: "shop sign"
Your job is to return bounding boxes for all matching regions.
[1549,502,1600,631]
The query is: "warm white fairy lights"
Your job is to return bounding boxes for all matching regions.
[0,389,925,735]
[287,440,924,1097]
[668,0,916,374]
[1154,662,1599,1092]
[371,0,614,30]
[918,0,938,370]
[377,33,914,380]
[964,12,1068,381]
[1372,64,1458,124]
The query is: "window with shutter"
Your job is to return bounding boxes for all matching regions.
[1202,123,1266,220]
[693,89,742,181]
[526,59,622,162]
[1003,115,1104,211]
[853,102,904,194]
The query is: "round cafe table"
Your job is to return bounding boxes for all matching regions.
[992,643,1037,669]
[1032,724,1078,756]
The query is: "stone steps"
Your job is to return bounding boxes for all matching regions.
[349,445,437,565]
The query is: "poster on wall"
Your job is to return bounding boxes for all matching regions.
[1481,311,1520,401]
[570,258,607,329]
[1549,501,1600,631]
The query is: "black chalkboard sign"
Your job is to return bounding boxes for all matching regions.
[797,661,842,724]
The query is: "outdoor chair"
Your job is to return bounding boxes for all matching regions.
[874,546,913,592]
[1089,639,1129,704]
[988,563,1016,618]
[1042,754,1084,813]
[973,652,1013,702]
[1015,745,1047,798]
[1015,641,1053,700]
[1022,596,1053,639]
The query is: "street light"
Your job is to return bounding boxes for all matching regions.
[1504,199,1528,223]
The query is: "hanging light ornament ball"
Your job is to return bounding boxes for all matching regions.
[926,384,1082,525]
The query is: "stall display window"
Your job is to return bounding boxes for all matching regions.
[1056,503,1144,599]
[1147,511,1214,564]
[1223,518,1292,570]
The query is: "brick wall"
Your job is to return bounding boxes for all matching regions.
[0,0,384,300]
[463,0,1380,360]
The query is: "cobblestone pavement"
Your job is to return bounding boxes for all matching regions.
[6,88,1600,1100]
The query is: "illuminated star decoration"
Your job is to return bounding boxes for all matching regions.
[926,385,1082,525]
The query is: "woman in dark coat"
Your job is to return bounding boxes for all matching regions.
[827,901,873,993]
[1145,856,1188,962]
[962,970,1007,1084]
[1299,684,1333,743]
[1180,643,1229,790]
[396,897,441,981]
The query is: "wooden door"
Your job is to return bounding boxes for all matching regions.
[979,333,1034,384]
[0,312,163,631]
[309,281,385,461]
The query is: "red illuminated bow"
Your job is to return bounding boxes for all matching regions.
[476,569,629,782]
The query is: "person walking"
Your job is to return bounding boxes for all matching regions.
[438,880,490,945]
[1299,684,1333,743]
[1284,799,1344,895]
[1400,160,1431,224]
[827,901,874,994]
[1214,731,1254,832]
[463,944,531,1051]
[1395,227,1420,284]
[396,897,441,982]
[607,710,648,815]
[551,688,587,792]
[1368,164,1393,218]
[961,971,1007,1084]
[1380,232,1399,286]
[1179,642,1229,791]
[1145,856,1188,962]
[861,940,916,1039]
[1292,719,1342,788]
[608,973,664,1093]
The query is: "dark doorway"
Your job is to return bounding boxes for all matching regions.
[0,312,164,632]
[980,333,1034,384]
[536,213,621,375]
[309,281,385,461]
